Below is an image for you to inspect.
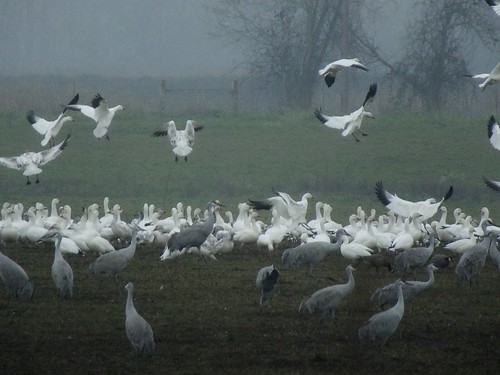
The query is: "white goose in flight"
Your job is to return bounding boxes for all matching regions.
[314,83,377,142]
[0,134,70,184]
[64,93,124,140]
[318,58,368,88]
[152,120,203,162]
[26,93,79,147]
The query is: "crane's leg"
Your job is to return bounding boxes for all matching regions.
[26,177,31,185]
[35,175,40,184]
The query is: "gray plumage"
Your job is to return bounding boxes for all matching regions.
[355,253,394,273]
[487,235,500,272]
[281,229,345,275]
[429,254,452,270]
[0,244,34,301]
[359,279,405,346]
[166,201,218,255]
[298,264,356,318]
[124,282,155,357]
[256,264,280,306]
[455,232,495,286]
[88,228,137,279]
[370,263,438,310]
[394,234,436,278]
[51,233,74,298]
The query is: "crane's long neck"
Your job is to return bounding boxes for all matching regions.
[344,268,355,293]
[55,235,63,259]
[126,288,137,315]
[394,284,405,316]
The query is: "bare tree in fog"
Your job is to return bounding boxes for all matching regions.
[208,0,378,109]
[364,0,500,112]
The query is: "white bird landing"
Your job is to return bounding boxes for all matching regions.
[318,58,368,88]
[0,134,70,184]
[26,93,79,147]
[375,181,453,221]
[465,62,500,91]
[314,83,377,142]
[153,120,204,162]
[64,93,124,140]
[486,0,500,17]
[487,115,500,150]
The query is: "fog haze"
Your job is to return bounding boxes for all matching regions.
[0,0,239,77]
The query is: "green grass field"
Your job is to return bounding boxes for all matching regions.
[1,109,500,374]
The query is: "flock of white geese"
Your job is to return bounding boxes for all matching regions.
[1,189,500,265]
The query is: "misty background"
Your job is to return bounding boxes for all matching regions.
[1,1,499,113]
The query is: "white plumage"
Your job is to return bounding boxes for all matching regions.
[466,62,500,91]
[375,181,453,221]
[26,93,79,146]
[153,120,203,162]
[318,58,369,88]
[65,93,124,140]
[314,84,377,142]
[0,134,70,184]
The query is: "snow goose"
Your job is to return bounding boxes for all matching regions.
[486,0,500,16]
[321,203,343,232]
[486,115,500,152]
[375,181,453,221]
[314,83,377,142]
[444,227,477,255]
[152,120,203,162]
[484,177,500,193]
[26,93,78,147]
[64,93,124,140]
[465,62,500,91]
[257,209,289,251]
[0,134,70,184]
[340,235,373,261]
[249,189,312,234]
[318,58,369,88]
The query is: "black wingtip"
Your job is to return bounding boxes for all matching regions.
[91,93,104,108]
[248,199,273,211]
[488,115,496,139]
[486,0,496,7]
[443,185,453,201]
[374,180,391,206]
[324,75,335,88]
[363,83,378,106]
[62,93,80,114]
[26,110,36,124]
[313,107,326,124]
[483,177,500,193]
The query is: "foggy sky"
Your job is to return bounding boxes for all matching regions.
[0,0,240,77]
[0,1,498,79]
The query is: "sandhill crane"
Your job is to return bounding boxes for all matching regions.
[370,264,438,310]
[280,229,345,276]
[455,232,496,286]
[124,282,155,357]
[47,232,74,298]
[0,134,70,184]
[88,227,138,279]
[255,265,280,306]
[298,264,356,319]
[394,234,436,279]
[0,235,34,301]
[358,279,405,346]
[160,201,219,260]
[64,93,124,140]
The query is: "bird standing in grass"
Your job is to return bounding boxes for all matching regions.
[88,227,138,280]
[358,279,405,346]
[0,234,34,301]
[256,265,280,307]
[160,201,219,260]
[124,282,155,357]
[299,264,356,319]
[50,232,74,298]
